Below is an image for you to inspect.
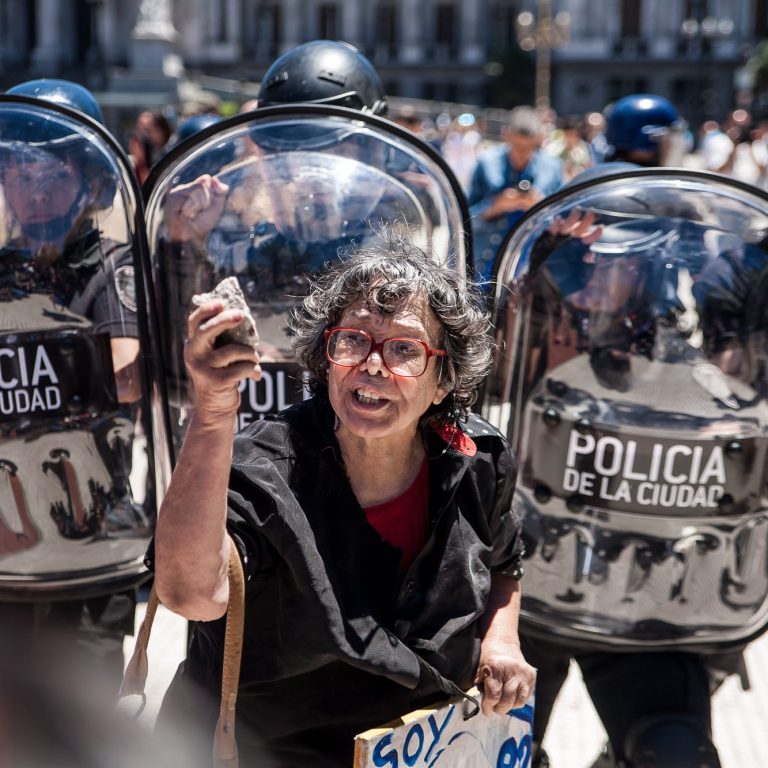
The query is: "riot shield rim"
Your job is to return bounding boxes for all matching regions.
[0,94,140,197]
[0,93,175,510]
[488,166,768,316]
[518,611,768,654]
[0,567,153,603]
[143,103,474,280]
[482,167,768,649]
[0,95,173,590]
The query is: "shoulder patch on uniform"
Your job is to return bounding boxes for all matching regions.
[114,265,137,312]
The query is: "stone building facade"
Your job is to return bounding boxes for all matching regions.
[0,0,763,124]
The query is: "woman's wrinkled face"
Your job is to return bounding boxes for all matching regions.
[327,293,449,443]
[3,154,82,228]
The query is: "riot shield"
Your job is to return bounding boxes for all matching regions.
[0,96,170,599]
[483,167,768,651]
[144,105,471,449]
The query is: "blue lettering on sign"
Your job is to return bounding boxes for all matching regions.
[424,707,454,763]
[509,704,535,726]
[497,734,532,768]
[372,733,398,768]
[371,707,456,767]
[403,723,424,766]
[369,703,532,767]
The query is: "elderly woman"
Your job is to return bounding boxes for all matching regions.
[154,240,535,767]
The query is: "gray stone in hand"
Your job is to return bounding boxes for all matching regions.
[192,277,259,349]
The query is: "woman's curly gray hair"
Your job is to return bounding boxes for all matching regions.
[289,237,493,425]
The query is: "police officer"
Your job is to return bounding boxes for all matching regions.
[603,93,688,168]
[257,38,388,115]
[165,38,389,236]
[0,79,145,689]
[159,40,396,434]
[513,96,736,768]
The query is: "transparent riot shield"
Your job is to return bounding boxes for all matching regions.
[144,105,471,450]
[483,167,768,650]
[0,96,170,598]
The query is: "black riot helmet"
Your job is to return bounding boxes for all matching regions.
[258,40,388,116]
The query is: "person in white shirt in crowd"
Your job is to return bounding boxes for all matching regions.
[702,109,763,186]
[544,115,595,183]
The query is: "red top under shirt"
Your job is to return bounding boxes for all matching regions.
[364,456,429,573]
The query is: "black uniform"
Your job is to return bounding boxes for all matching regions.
[0,223,143,689]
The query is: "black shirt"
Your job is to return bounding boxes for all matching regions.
[179,395,522,767]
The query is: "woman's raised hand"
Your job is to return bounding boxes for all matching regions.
[184,300,261,423]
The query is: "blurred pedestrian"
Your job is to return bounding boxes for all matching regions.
[128,108,172,184]
[441,112,483,191]
[707,109,762,185]
[544,115,594,183]
[467,105,563,284]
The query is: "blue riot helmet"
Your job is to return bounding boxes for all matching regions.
[173,113,223,145]
[170,113,237,183]
[0,80,115,242]
[258,40,387,116]
[7,78,105,125]
[604,94,687,167]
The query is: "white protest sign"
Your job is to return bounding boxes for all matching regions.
[354,688,533,768]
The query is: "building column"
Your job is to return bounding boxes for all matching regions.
[605,0,620,43]
[179,0,206,65]
[99,0,119,64]
[1,0,29,67]
[31,0,65,70]
[129,0,178,73]
[399,0,423,63]
[460,0,483,64]
[280,0,302,52]
[341,0,362,48]
[229,0,241,47]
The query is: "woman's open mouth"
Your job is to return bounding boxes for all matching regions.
[353,387,387,408]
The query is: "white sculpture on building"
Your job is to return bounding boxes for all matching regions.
[134,0,176,39]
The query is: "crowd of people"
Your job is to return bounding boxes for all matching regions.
[404,102,768,193]
[123,86,768,293]
[2,36,768,768]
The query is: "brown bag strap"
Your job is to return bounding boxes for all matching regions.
[119,584,159,710]
[119,534,246,768]
[213,536,246,767]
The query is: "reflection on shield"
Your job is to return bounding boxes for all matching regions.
[483,168,768,650]
[0,96,165,597]
[221,150,425,252]
[146,107,470,449]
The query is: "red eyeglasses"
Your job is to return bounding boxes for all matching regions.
[324,327,446,377]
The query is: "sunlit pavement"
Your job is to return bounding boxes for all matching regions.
[126,603,768,766]
[542,631,768,767]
